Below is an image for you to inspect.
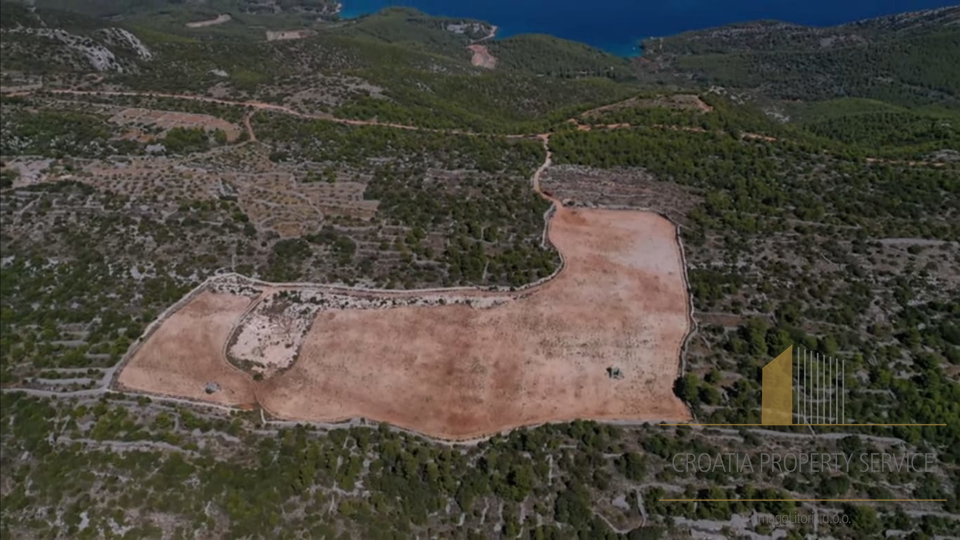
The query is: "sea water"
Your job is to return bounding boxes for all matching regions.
[340,0,957,56]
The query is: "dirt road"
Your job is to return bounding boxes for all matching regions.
[45,89,507,139]
[34,89,950,171]
[242,111,256,141]
[186,14,231,28]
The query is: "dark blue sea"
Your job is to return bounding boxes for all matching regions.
[341,0,957,56]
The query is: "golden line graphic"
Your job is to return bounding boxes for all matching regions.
[660,499,947,502]
[663,345,946,427]
[762,346,793,425]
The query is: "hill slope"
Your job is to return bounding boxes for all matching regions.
[637,6,960,106]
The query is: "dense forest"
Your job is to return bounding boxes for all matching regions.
[638,7,960,107]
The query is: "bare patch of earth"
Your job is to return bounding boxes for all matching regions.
[118,204,692,440]
[468,44,497,69]
[266,30,313,41]
[116,289,257,406]
[582,94,713,119]
[186,14,232,28]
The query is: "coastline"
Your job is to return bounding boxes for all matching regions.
[334,0,955,58]
[337,1,644,59]
[336,0,644,58]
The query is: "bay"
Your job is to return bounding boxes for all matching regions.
[340,0,957,56]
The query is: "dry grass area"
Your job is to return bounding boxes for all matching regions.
[110,107,242,142]
[72,157,220,201]
[21,144,380,238]
[266,30,312,41]
[261,207,691,438]
[541,165,702,226]
[225,171,377,238]
[117,291,257,406]
[185,14,232,28]
[582,94,713,119]
[116,204,692,440]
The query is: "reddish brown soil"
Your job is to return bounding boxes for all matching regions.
[468,44,497,69]
[259,207,690,439]
[117,205,691,440]
[117,291,256,406]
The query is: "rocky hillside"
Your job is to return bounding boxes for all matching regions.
[0,3,152,74]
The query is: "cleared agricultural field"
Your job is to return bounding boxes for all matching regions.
[117,204,692,440]
[117,291,257,406]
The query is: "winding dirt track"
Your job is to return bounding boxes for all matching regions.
[45,89,510,138]
[29,89,960,169]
